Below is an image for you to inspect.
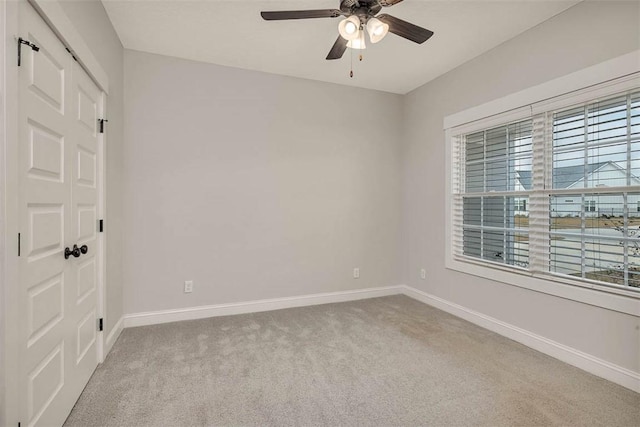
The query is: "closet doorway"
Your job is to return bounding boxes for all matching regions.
[16,1,106,425]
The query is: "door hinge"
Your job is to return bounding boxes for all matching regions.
[65,47,78,62]
[99,119,108,134]
[18,233,21,257]
[17,37,40,67]
[98,318,104,332]
[99,219,104,233]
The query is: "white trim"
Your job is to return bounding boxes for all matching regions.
[445,258,640,316]
[0,0,7,424]
[27,0,109,93]
[96,91,107,363]
[444,50,640,130]
[450,74,640,137]
[104,317,123,357]
[124,286,403,328]
[122,285,639,393]
[445,127,454,289]
[2,1,20,425]
[401,285,640,393]
[445,54,640,313]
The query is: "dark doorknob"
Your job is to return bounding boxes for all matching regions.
[80,245,88,254]
[64,244,81,259]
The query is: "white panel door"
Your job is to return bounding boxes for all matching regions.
[17,2,102,426]
[66,59,102,399]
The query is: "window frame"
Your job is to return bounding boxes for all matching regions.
[584,200,596,213]
[445,51,640,316]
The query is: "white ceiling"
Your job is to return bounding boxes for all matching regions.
[102,0,580,94]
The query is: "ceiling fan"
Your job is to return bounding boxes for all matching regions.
[260,0,434,60]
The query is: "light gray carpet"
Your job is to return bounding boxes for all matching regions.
[65,295,640,426]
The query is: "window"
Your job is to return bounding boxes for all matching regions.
[452,89,640,293]
[584,200,596,212]
[460,121,532,269]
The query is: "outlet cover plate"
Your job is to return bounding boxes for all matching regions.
[184,280,193,293]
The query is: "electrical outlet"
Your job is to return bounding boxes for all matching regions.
[420,268,426,280]
[353,268,360,279]
[184,280,193,293]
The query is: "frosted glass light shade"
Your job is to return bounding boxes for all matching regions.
[346,30,366,50]
[338,16,361,41]
[366,17,389,43]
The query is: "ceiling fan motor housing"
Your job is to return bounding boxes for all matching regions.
[340,0,382,22]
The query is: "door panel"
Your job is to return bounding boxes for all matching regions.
[26,204,64,261]
[19,3,73,425]
[28,344,65,426]
[76,147,96,188]
[77,88,97,134]
[27,32,65,113]
[68,59,101,397]
[27,273,64,348]
[76,257,96,304]
[27,121,64,182]
[76,205,96,243]
[18,2,102,426]
[76,309,97,363]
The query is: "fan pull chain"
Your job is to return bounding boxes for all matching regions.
[359,24,364,62]
[350,46,354,78]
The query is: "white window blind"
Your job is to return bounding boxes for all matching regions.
[548,91,640,288]
[455,120,533,269]
[452,89,640,292]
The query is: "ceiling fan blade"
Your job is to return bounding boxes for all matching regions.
[261,9,342,21]
[378,0,404,6]
[326,36,348,60]
[376,14,434,44]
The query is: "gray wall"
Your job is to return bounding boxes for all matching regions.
[401,1,640,373]
[123,50,403,314]
[57,0,124,338]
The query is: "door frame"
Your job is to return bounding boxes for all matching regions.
[1,1,109,425]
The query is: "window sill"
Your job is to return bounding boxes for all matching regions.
[443,51,640,317]
[445,257,640,316]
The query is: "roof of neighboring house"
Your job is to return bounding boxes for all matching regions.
[517,162,608,190]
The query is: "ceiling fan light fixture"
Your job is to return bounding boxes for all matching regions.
[366,17,389,43]
[338,15,361,41]
[346,30,366,50]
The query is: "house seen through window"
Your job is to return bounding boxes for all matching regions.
[455,89,640,291]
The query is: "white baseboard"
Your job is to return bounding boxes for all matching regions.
[104,316,123,357]
[120,283,638,393]
[400,285,640,393]
[123,285,403,328]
